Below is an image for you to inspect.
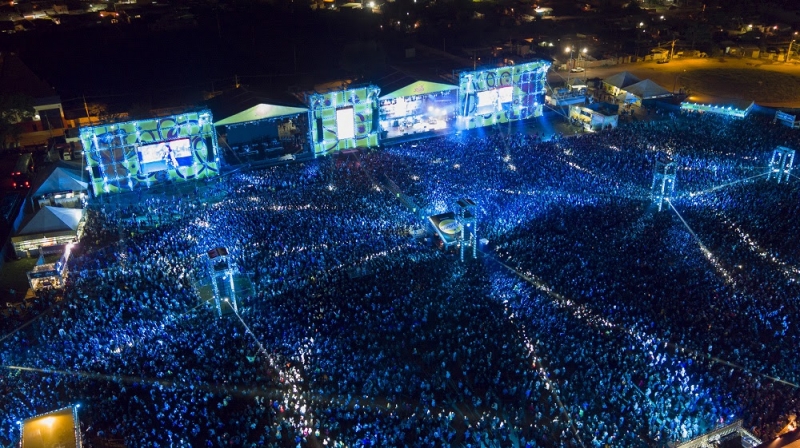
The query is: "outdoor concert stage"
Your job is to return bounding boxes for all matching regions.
[210,88,310,165]
[377,79,458,140]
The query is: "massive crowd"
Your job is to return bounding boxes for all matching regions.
[1,110,799,447]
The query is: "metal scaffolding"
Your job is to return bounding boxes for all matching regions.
[455,198,478,262]
[652,154,677,212]
[207,247,237,318]
[767,146,795,183]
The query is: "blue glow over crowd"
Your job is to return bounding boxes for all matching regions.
[1,111,800,447]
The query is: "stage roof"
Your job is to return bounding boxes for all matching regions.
[15,206,84,238]
[624,79,673,99]
[603,71,642,89]
[216,104,309,126]
[206,87,309,126]
[379,80,458,101]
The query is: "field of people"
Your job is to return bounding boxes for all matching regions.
[1,111,799,447]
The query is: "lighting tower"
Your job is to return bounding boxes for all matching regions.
[455,198,477,261]
[207,247,237,317]
[768,146,795,183]
[652,153,677,212]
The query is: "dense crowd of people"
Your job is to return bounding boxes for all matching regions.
[1,110,799,447]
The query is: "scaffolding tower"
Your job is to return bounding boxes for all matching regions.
[768,146,795,183]
[652,154,677,212]
[207,247,238,318]
[455,198,478,262]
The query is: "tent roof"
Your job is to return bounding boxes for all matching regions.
[603,71,642,89]
[624,79,673,99]
[16,206,84,237]
[31,164,88,197]
[379,80,458,101]
[206,87,309,126]
[216,104,309,126]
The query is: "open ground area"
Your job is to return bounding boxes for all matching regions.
[554,58,800,108]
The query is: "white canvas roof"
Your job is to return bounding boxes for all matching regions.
[603,71,642,89]
[15,206,85,237]
[32,166,88,197]
[624,79,673,99]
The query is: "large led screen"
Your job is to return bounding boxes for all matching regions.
[336,108,355,140]
[81,110,219,196]
[138,139,193,173]
[457,61,550,129]
[307,85,381,155]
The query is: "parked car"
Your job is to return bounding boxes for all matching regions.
[570,67,585,73]
[657,58,670,64]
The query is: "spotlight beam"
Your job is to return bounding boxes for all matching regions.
[682,172,769,199]
[667,199,735,284]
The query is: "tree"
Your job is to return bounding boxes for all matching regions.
[0,94,35,150]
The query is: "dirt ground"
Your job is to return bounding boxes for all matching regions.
[550,57,800,109]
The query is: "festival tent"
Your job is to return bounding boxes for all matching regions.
[602,71,642,91]
[624,79,673,100]
[12,206,85,257]
[31,165,88,197]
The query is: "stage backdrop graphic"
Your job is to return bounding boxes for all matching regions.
[306,85,381,155]
[80,110,219,196]
[457,60,550,130]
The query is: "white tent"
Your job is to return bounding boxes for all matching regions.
[603,72,642,90]
[12,206,86,257]
[624,79,673,100]
[32,166,88,197]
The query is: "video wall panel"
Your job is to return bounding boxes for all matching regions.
[307,85,381,155]
[80,110,219,196]
[457,61,550,130]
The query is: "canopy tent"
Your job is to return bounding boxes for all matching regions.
[379,80,458,101]
[12,206,86,256]
[31,165,88,197]
[624,79,673,99]
[603,71,642,90]
[16,206,84,236]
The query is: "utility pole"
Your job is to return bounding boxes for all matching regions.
[788,39,796,63]
[670,39,676,61]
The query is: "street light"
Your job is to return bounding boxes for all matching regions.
[565,46,574,72]
[788,39,796,63]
